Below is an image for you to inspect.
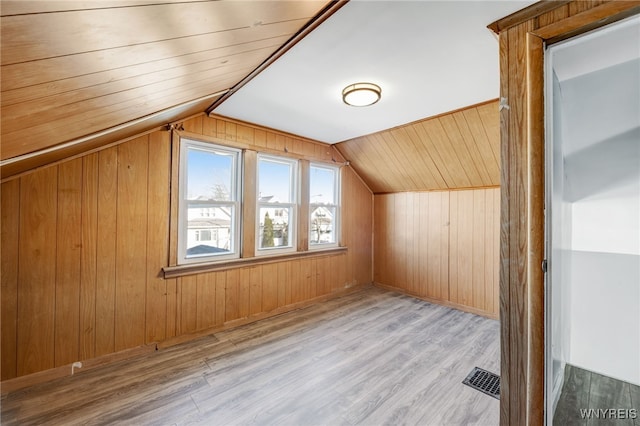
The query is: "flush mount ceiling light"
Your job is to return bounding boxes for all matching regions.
[342,82,381,107]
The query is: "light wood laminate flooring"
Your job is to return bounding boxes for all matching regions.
[1,286,500,425]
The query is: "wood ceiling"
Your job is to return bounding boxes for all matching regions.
[2,0,502,192]
[0,0,330,178]
[335,100,500,193]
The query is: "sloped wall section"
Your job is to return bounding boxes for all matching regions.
[335,100,500,194]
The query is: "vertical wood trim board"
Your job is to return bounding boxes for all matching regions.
[1,179,21,380]
[373,188,499,319]
[0,115,373,381]
[493,1,638,424]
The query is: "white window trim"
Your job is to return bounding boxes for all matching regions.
[178,138,242,264]
[256,154,298,255]
[309,162,340,250]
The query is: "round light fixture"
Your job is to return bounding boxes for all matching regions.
[342,82,381,107]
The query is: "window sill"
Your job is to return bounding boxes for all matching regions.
[162,247,348,279]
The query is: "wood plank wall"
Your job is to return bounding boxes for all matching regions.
[374,188,499,319]
[0,115,373,381]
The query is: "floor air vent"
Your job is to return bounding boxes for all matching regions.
[462,367,500,399]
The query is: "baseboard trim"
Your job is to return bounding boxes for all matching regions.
[0,344,157,395]
[374,282,499,320]
[1,282,370,394]
[158,282,369,349]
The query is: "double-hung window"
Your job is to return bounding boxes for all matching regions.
[309,163,340,248]
[178,139,241,264]
[257,154,298,253]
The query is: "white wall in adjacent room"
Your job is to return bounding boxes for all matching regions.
[551,15,640,386]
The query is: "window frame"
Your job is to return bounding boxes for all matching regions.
[309,162,340,249]
[178,138,242,265]
[255,154,299,255]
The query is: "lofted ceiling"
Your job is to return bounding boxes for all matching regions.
[213,0,535,144]
[1,0,539,182]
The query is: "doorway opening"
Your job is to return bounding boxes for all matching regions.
[545,14,640,424]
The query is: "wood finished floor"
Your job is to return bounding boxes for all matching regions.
[1,286,500,425]
[554,364,640,426]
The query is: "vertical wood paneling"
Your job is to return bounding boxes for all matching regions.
[290,261,302,303]
[79,154,98,360]
[248,266,262,316]
[1,179,20,380]
[115,137,148,351]
[165,278,178,339]
[374,188,497,318]
[95,147,117,356]
[54,159,83,367]
[448,191,462,304]
[329,256,339,292]
[373,195,387,284]
[471,190,486,311]
[238,267,250,318]
[429,191,449,301]
[487,189,500,316]
[17,167,58,375]
[236,124,254,144]
[214,272,226,326]
[278,261,292,306]
[315,256,329,296]
[182,116,203,134]
[262,263,278,312]
[1,114,374,381]
[196,273,215,331]
[299,258,312,301]
[225,269,240,322]
[145,132,170,343]
[180,275,198,334]
[404,193,415,293]
[309,258,318,297]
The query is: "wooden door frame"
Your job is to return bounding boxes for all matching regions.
[498,2,640,425]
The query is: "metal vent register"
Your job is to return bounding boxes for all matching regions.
[462,367,500,399]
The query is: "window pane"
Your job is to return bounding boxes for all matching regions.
[310,165,336,205]
[187,147,234,201]
[310,206,336,244]
[186,205,233,257]
[259,159,293,203]
[258,206,292,249]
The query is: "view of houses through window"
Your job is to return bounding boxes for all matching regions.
[310,163,339,246]
[180,140,241,263]
[257,155,297,252]
[179,138,340,264]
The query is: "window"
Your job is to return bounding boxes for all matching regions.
[178,139,241,263]
[257,155,298,253]
[309,163,339,247]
